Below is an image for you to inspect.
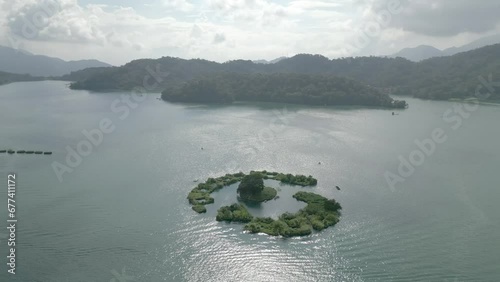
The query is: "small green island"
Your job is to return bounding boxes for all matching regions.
[187,171,341,237]
[236,173,277,202]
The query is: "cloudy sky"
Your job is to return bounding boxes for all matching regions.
[0,0,499,65]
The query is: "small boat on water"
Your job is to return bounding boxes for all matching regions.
[7,150,15,154]
[17,150,26,154]
[336,186,341,191]
[0,150,6,153]
[25,151,34,154]
[35,151,43,154]
[43,152,52,155]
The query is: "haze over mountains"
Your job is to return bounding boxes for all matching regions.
[253,57,288,65]
[392,34,500,61]
[0,45,111,77]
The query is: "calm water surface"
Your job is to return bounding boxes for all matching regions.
[0,81,499,281]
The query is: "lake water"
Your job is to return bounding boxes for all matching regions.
[0,81,499,281]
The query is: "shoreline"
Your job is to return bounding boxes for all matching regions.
[449,98,500,106]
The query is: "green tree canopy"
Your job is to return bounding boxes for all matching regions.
[237,173,264,195]
[324,199,342,211]
[161,73,408,108]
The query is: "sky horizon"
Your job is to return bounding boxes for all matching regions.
[0,0,499,66]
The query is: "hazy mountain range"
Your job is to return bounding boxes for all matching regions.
[0,45,111,77]
[252,57,288,64]
[391,34,500,61]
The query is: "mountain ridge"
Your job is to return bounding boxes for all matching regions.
[391,34,500,61]
[0,45,112,76]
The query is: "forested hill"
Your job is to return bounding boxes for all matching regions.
[68,44,500,101]
[161,73,408,108]
[394,43,500,100]
[67,55,412,92]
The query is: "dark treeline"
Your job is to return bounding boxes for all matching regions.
[66,43,500,101]
[161,73,408,108]
[0,71,43,86]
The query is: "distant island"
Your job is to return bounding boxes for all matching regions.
[161,73,408,108]
[187,171,342,237]
[236,173,277,202]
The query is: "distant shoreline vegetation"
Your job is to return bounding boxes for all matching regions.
[64,44,500,102]
[187,171,342,237]
[161,73,408,109]
[0,71,44,86]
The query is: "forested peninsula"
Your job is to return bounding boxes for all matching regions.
[161,73,408,108]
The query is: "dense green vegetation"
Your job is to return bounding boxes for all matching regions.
[216,204,253,223]
[187,173,244,212]
[161,73,407,108]
[63,67,115,88]
[192,205,207,214]
[186,171,317,213]
[237,172,278,202]
[243,192,342,237]
[239,187,277,202]
[237,173,265,195]
[273,173,318,186]
[67,44,500,101]
[389,44,500,100]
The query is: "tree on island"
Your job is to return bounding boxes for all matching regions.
[237,173,264,195]
[324,199,342,211]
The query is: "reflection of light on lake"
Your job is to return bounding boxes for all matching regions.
[209,180,310,219]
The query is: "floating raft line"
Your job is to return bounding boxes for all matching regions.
[0,150,53,155]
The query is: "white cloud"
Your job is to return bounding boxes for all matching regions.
[1,0,197,63]
[361,0,500,37]
[0,0,498,65]
[288,1,343,11]
[163,0,193,12]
